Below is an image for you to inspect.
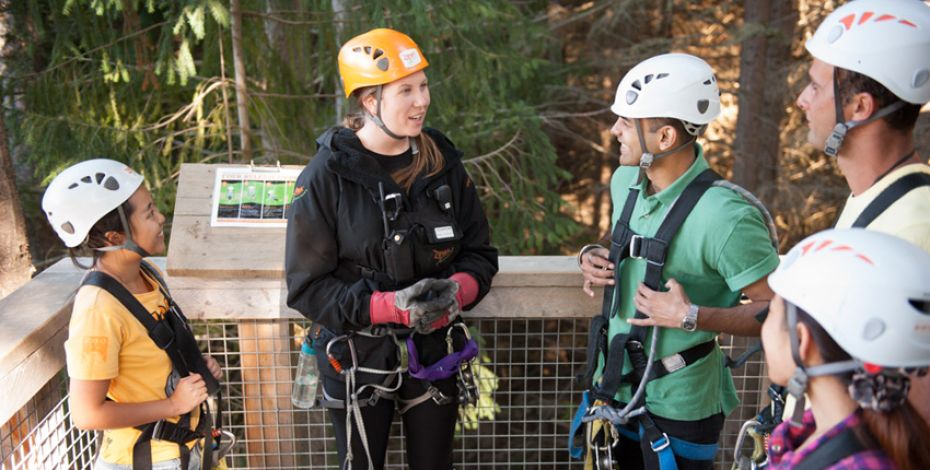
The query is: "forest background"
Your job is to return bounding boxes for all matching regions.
[2,0,929,297]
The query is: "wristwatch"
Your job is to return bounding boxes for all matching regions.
[681,303,699,332]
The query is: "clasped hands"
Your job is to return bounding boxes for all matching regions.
[390,278,462,334]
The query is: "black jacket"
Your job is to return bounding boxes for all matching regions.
[285,126,498,345]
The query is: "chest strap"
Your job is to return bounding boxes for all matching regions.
[849,171,930,228]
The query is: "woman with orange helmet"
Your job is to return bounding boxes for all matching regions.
[285,28,498,470]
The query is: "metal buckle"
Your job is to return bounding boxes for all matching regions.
[661,354,687,374]
[151,419,166,439]
[650,433,671,452]
[629,235,644,259]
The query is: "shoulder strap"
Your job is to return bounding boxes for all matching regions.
[794,426,867,470]
[83,271,163,336]
[850,172,930,228]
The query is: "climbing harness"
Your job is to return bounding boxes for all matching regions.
[82,261,228,470]
[570,165,780,470]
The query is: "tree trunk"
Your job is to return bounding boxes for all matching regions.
[0,109,34,298]
[732,0,798,194]
[332,0,347,124]
[230,0,252,160]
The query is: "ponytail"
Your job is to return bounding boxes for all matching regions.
[859,404,930,470]
[344,86,444,192]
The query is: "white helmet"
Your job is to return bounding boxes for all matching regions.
[769,228,930,369]
[611,53,721,136]
[806,0,930,105]
[42,159,143,248]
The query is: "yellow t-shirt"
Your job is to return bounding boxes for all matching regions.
[65,265,199,465]
[834,163,930,253]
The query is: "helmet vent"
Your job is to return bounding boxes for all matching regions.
[644,74,654,84]
[827,25,844,44]
[103,176,120,190]
[631,80,642,91]
[697,99,710,114]
[625,90,638,105]
[68,183,78,190]
[364,46,372,55]
[913,69,929,89]
[61,222,75,234]
[81,176,92,183]
[862,318,886,341]
[352,47,362,53]
[657,73,669,80]
[376,57,390,71]
[372,49,384,60]
[910,299,930,314]
[95,172,104,184]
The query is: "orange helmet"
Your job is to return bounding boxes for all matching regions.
[338,28,429,98]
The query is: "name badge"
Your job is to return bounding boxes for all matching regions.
[434,226,455,240]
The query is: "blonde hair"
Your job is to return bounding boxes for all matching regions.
[345,86,443,191]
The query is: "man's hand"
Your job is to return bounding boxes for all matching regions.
[629,278,691,329]
[580,246,615,297]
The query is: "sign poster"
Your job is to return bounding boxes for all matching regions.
[211,166,302,228]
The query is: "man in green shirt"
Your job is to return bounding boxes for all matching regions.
[575,53,779,470]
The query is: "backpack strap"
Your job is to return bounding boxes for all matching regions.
[850,171,930,228]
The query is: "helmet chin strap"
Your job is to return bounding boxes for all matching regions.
[785,302,861,400]
[633,118,696,184]
[823,69,907,157]
[95,205,152,258]
[366,85,419,155]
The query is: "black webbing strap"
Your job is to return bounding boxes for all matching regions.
[619,339,717,383]
[794,426,867,470]
[83,271,193,378]
[850,171,930,228]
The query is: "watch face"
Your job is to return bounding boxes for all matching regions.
[682,318,697,331]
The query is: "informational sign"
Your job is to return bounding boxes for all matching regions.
[210,165,302,228]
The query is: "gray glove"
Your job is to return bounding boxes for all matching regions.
[409,279,461,334]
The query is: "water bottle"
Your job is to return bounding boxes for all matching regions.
[291,337,319,409]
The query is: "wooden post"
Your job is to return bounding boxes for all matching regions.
[238,320,295,468]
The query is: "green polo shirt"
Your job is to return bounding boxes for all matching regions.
[595,144,779,421]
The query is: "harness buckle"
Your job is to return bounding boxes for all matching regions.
[661,353,687,374]
[629,235,644,259]
[152,419,165,439]
[650,432,671,452]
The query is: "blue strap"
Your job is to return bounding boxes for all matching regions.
[641,425,719,470]
[568,391,590,460]
[650,433,678,470]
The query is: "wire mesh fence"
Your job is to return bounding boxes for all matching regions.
[1,317,768,469]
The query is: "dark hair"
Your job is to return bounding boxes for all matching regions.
[835,68,922,132]
[793,307,930,470]
[344,85,444,191]
[68,199,137,270]
[646,117,689,146]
